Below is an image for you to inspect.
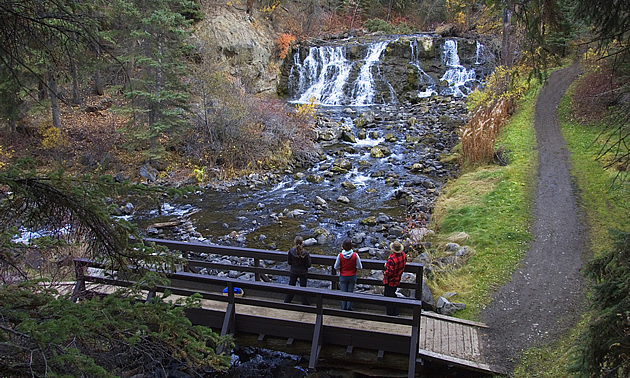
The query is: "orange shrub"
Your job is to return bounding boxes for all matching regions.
[276,33,296,59]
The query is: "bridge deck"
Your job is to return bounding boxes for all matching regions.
[191,293,493,372]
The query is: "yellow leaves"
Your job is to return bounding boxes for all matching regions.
[41,126,70,150]
[0,144,12,169]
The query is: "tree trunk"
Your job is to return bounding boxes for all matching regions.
[93,70,104,95]
[70,58,81,105]
[49,70,61,129]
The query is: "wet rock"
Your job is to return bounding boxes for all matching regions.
[122,202,134,215]
[370,146,385,158]
[341,130,357,143]
[333,158,353,171]
[293,172,305,180]
[341,180,356,189]
[147,227,159,235]
[337,195,350,204]
[303,238,318,247]
[314,196,327,206]
[385,133,397,142]
[379,146,392,156]
[410,163,423,172]
[369,131,379,139]
[306,174,324,183]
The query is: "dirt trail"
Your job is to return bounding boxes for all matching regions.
[480,63,587,373]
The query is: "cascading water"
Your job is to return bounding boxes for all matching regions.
[440,39,477,97]
[350,40,391,105]
[410,39,437,98]
[291,45,353,105]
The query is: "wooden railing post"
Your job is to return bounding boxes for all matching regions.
[309,293,324,369]
[254,257,260,281]
[220,282,236,338]
[414,264,423,301]
[408,303,421,378]
[182,250,190,272]
[71,259,87,302]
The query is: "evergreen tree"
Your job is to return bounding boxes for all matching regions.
[571,230,630,377]
[109,0,197,155]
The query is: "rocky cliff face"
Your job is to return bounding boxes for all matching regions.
[192,5,280,94]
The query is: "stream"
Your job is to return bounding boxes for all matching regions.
[129,34,494,377]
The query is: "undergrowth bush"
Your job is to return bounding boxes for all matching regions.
[461,65,529,166]
[189,59,318,175]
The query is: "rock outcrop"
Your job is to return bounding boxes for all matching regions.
[192,5,280,94]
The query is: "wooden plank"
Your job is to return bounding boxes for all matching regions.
[449,323,461,358]
[462,324,472,360]
[421,311,488,328]
[470,326,481,359]
[418,348,504,375]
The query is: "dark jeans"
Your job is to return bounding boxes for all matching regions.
[284,272,309,305]
[339,274,357,310]
[384,284,399,316]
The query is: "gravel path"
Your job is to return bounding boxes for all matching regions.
[480,63,587,373]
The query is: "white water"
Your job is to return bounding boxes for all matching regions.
[289,37,485,105]
[350,41,390,105]
[440,40,477,97]
[410,39,437,98]
[293,46,354,105]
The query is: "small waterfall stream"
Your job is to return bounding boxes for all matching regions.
[133,35,494,256]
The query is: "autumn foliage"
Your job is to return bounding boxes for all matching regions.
[276,33,295,59]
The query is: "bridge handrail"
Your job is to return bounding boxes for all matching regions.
[142,237,425,297]
[72,258,422,322]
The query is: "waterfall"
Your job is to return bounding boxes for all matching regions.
[287,36,489,104]
[291,45,353,105]
[440,40,477,97]
[410,39,437,98]
[350,40,390,106]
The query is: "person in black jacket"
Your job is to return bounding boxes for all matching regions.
[284,236,311,305]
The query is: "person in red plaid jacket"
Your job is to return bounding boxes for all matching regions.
[383,240,406,316]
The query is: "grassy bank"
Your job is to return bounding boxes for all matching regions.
[513,78,630,377]
[426,83,540,320]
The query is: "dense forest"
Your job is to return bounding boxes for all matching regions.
[1,0,629,377]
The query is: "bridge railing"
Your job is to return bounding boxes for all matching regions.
[72,253,423,377]
[142,237,425,301]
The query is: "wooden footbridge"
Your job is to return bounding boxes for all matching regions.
[72,238,503,377]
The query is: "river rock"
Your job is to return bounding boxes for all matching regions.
[306,174,324,183]
[385,133,397,142]
[341,180,356,189]
[122,202,134,215]
[444,242,460,252]
[312,196,326,207]
[342,130,357,143]
[303,237,318,247]
[334,158,353,171]
[360,216,377,226]
[370,146,385,158]
[337,195,350,204]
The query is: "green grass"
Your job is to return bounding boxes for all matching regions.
[427,83,540,320]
